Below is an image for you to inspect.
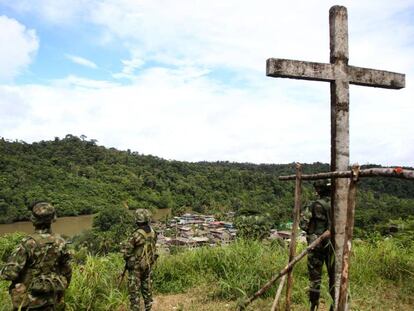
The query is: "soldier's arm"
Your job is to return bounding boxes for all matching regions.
[58,241,72,285]
[299,203,312,233]
[0,239,32,281]
[154,228,158,244]
[121,232,144,260]
[154,229,159,261]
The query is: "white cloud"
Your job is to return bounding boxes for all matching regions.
[113,54,145,80]
[86,0,414,73]
[0,15,39,81]
[0,1,413,166]
[0,68,328,163]
[65,54,98,69]
[1,65,413,166]
[3,1,413,72]
[52,75,119,89]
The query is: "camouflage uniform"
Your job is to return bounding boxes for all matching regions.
[300,183,334,311]
[0,202,72,311]
[122,209,157,311]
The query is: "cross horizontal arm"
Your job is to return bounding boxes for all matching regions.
[266,58,334,82]
[349,66,405,89]
[278,167,414,181]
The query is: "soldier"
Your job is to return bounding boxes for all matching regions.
[122,209,157,311]
[300,181,335,311]
[1,202,72,311]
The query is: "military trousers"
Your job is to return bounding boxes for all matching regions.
[127,267,153,311]
[13,305,62,311]
[9,288,65,311]
[307,241,335,308]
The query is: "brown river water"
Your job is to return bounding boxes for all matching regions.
[0,208,171,237]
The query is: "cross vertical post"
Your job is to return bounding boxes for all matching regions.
[329,6,350,305]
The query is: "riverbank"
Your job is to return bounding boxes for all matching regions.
[0,208,172,237]
[0,214,95,236]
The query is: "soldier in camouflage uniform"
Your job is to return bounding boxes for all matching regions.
[0,202,72,311]
[300,181,335,311]
[122,209,157,311]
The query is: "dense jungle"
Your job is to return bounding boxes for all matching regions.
[0,135,413,310]
[1,135,413,235]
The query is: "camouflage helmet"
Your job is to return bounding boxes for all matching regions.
[313,180,331,195]
[30,202,56,225]
[134,209,152,224]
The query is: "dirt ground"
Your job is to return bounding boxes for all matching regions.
[153,292,234,311]
[151,291,307,311]
[119,284,414,311]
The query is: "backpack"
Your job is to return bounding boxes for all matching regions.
[27,234,68,295]
[136,228,157,270]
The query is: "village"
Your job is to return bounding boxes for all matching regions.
[153,212,303,252]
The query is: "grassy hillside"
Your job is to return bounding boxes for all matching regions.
[1,135,413,235]
[1,233,413,310]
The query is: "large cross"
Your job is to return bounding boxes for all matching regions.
[266,5,405,308]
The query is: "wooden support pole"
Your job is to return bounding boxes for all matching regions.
[285,163,302,310]
[278,167,414,181]
[337,165,359,310]
[271,275,286,311]
[237,230,331,311]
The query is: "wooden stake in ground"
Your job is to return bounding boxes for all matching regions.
[238,230,331,311]
[285,163,302,310]
[266,5,405,308]
[270,275,286,311]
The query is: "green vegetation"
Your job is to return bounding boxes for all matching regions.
[0,233,413,310]
[1,135,413,238]
[71,205,135,255]
[0,135,298,224]
[234,214,272,240]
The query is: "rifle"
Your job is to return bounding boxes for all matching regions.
[117,263,127,288]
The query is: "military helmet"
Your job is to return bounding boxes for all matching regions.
[135,209,152,224]
[30,202,56,225]
[313,180,331,195]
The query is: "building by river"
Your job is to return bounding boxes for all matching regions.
[155,213,237,250]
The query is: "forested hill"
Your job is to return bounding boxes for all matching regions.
[0,135,413,233]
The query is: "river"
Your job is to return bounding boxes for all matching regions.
[0,208,172,237]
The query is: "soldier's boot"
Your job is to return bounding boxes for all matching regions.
[309,290,320,311]
[143,297,153,311]
[129,296,141,311]
[130,303,141,311]
[310,303,319,311]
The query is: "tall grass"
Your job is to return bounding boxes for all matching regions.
[154,240,287,298]
[350,239,414,308]
[0,233,24,262]
[0,236,413,310]
[65,254,129,311]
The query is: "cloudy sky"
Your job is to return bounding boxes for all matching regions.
[0,0,413,166]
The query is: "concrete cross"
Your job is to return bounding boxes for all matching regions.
[266,5,405,309]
